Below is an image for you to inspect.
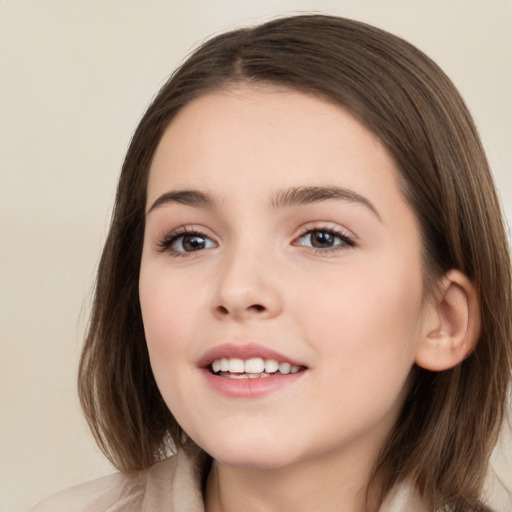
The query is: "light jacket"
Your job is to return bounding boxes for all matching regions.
[30,446,429,512]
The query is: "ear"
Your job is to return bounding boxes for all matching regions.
[415,270,480,371]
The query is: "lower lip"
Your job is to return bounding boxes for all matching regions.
[202,369,307,398]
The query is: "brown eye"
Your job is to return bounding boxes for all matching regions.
[171,233,216,252]
[296,229,353,250]
[309,231,337,248]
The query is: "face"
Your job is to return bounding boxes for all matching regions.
[139,86,429,471]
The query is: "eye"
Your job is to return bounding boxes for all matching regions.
[295,228,354,251]
[158,229,217,254]
[173,233,216,252]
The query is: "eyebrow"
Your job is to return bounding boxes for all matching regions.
[147,189,215,214]
[147,185,381,221]
[271,186,381,221]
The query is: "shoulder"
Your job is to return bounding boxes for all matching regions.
[28,448,205,512]
[28,470,146,512]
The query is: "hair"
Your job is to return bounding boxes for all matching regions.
[78,14,511,511]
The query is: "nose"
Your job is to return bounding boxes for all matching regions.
[211,246,283,321]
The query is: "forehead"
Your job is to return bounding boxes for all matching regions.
[147,85,408,222]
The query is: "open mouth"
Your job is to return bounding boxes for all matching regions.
[209,357,306,379]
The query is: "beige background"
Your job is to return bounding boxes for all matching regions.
[1,1,511,511]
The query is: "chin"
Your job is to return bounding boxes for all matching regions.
[196,432,300,470]
[212,451,295,471]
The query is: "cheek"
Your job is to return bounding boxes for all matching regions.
[138,272,195,419]
[298,270,423,441]
[297,261,423,385]
[140,263,203,340]
[139,268,195,376]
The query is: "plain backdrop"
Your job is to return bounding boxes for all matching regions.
[1,1,511,511]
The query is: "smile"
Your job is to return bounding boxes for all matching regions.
[210,357,303,377]
[200,344,308,398]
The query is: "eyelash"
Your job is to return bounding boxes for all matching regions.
[157,227,216,257]
[294,226,355,254]
[156,225,355,257]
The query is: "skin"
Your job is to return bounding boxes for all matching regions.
[139,86,444,512]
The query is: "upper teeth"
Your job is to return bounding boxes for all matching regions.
[211,357,301,375]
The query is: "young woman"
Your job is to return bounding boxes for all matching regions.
[31,14,511,512]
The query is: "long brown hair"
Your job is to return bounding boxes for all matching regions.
[78,14,511,510]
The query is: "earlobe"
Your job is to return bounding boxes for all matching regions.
[415,270,480,372]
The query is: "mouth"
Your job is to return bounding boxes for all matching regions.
[209,357,306,379]
[199,343,308,396]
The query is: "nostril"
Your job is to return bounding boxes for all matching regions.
[213,303,268,317]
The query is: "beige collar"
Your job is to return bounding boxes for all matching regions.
[144,446,428,512]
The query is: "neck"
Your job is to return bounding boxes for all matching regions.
[204,446,382,512]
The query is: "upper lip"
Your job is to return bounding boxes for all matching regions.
[198,342,306,369]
